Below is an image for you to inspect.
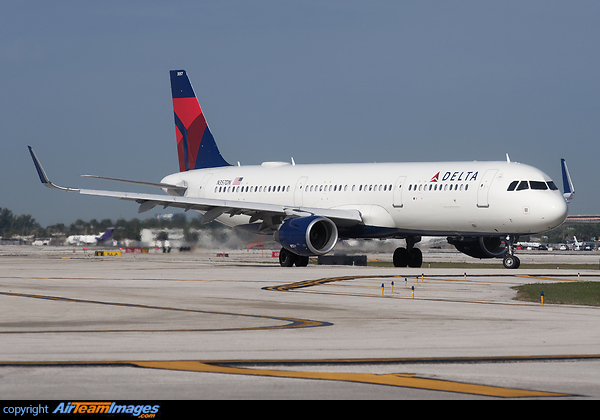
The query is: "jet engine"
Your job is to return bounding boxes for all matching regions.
[274,216,338,256]
[448,236,506,259]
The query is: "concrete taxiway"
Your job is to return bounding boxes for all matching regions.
[1,246,600,399]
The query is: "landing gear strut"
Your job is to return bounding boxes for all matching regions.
[393,237,423,268]
[502,235,520,269]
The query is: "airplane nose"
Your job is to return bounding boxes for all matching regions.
[541,194,568,230]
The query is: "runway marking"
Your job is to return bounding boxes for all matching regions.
[264,273,594,296]
[0,291,331,333]
[134,361,566,398]
[264,273,527,292]
[515,274,581,282]
[263,275,406,292]
[1,357,583,398]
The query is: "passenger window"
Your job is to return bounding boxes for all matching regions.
[530,181,548,190]
[516,181,529,191]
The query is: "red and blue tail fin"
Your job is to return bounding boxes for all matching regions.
[170,70,230,171]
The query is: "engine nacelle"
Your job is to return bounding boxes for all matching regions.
[448,236,506,259]
[274,216,338,256]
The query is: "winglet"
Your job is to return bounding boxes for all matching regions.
[28,146,79,192]
[561,158,575,202]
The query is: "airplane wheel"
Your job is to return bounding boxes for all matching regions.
[503,255,520,269]
[393,247,409,267]
[408,248,423,268]
[279,248,297,267]
[295,256,309,267]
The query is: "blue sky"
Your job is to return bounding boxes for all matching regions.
[2,1,599,227]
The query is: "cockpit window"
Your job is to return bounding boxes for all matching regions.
[530,181,548,190]
[509,180,559,192]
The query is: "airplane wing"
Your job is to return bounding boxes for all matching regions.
[28,147,362,230]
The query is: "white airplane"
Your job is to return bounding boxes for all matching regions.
[572,236,591,251]
[29,70,573,269]
[66,227,115,246]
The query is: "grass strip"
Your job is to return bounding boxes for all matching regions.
[512,282,600,306]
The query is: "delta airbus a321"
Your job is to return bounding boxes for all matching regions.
[29,70,574,269]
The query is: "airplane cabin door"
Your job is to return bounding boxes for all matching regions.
[199,172,213,198]
[294,176,308,206]
[392,176,407,208]
[477,169,498,208]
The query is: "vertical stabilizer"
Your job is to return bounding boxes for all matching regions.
[170,70,230,171]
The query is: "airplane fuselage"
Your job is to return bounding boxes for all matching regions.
[161,160,568,239]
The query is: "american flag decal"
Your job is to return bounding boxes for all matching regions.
[233,177,243,185]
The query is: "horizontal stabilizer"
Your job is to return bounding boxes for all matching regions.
[82,175,187,194]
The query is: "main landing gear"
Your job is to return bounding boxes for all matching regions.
[393,237,423,268]
[502,235,520,269]
[279,247,309,267]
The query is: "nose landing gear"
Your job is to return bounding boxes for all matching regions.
[502,235,520,269]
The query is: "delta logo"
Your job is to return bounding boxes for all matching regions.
[430,171,479,182]
[53,402,160,418]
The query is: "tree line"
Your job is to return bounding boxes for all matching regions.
[0,208,221,242]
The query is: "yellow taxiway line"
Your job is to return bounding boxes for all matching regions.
[133,360,568,398]
[0,358,579,398]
